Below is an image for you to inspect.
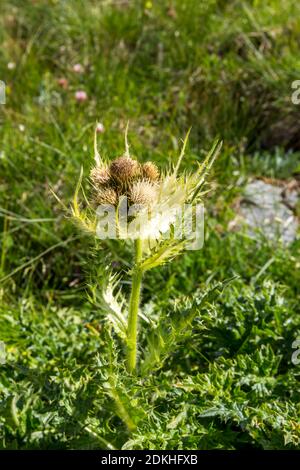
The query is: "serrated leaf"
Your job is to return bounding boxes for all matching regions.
[139,239,186,272]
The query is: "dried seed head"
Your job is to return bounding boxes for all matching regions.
[130,180,158,206]
[110,156,139,182]
[90,166,111,186]
[142,162,160,181]
[94,187,118,206]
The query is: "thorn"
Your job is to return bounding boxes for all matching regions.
[174,128,191,176]
[124,121,130,158]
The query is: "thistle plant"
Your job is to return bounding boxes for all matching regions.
[71,126,221,374]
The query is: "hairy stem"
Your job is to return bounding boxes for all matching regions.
[127,238,143,373]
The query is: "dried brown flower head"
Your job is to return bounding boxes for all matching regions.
[110,156,140,182]
[129,180,158,206]
[90,166,111,186]
[142,162,160,181]
[94,187,118,206]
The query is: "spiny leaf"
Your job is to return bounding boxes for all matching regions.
[88,273,127,340]
[139,239,186,272]
[141,279,232,374]
[190,138,222,203]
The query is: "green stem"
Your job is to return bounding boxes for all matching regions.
[127,238,143,373]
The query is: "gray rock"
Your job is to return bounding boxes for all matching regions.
[238,180,299,245]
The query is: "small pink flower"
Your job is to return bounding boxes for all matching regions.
[75,90,88,102]
[57,77,69,89]
[96,122,105,133]
[73,63,84,73]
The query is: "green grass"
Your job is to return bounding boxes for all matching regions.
[0,0,300,449]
